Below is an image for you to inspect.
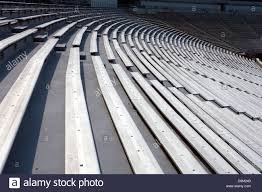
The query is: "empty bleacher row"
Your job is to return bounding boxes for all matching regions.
[154,12,262,54]
[0,2,262,174]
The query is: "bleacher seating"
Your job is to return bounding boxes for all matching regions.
[154,11,262,54]
[0,1,262,175]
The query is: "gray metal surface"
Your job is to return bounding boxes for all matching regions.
[92,55,163,174]
[131,72,238,174]
[0,38,58,172]
[113,64,208,174]
[65,47,100,174]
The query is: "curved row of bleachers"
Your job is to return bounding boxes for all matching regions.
[105,17,262,174]
[0,4,262,174]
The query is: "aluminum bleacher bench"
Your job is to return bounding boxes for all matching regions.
[152,42,170,63]
[148,32,169,59]
[93,20,111,32]
[112,64,208,174]
[58,11,77,17]
[204,101,262,145]
[141,36,153,55]
[150,80,260,174]
[120,23,136,43]
[89,19,116,55]
[0,19,17,26]
[53,21,77,38]
[131,47,166,82]
[85,19,101,28]
[135,37,144,52]
[147,42,161,58]
[102,19,127,36]
[111,24,123,39]
[91,55,163,174]
[90,31,98,55]
[103,35,115,62]
[102,19,128,62]
[122,43,150,75]
[68,14,86,19]
[127,25,140,48]
[141,51,182,87]
[17,13,57,22]
[0,28,37,54]
[131,72,238,174]
[75,18,89,25]
[187,94,262,157]
[65,46,100,174]
[72,26,87,47]
[133,26,146,51]
[219,106,262,137]
[154,36,233,106]
[112,39,133,68]
[168,86,262,172]
[35,17,67,29]
[0,38,58,173]
[150,28,159,46]
[127,33,135,48]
